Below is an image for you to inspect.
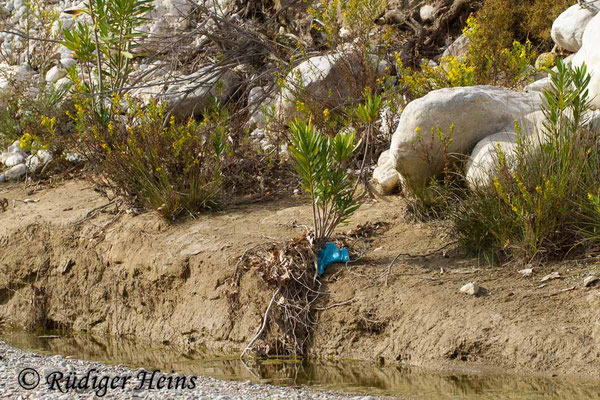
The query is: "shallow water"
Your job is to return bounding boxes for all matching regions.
[2,331,600,399]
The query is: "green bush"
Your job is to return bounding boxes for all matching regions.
[70,95,227,220]
[396,14,536,101]
[0,81,72,153]
[401,125,467,221]
[453,59,600,262]
[463,14,537,87]
[62,0,154,120]
[477,0,572,51]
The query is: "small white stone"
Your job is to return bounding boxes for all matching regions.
[420,4,436,22]
[518,268,534,277]
[46,66,67,83]
[8,140,22,153]
[37,149,53,164]
[26,155,40,173]
[460,282,480,296]
[66,152,83,164]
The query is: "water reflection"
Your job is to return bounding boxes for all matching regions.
[2,331,600,399]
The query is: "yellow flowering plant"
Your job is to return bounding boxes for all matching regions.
[453,59,600,263]
[69,94,229,220]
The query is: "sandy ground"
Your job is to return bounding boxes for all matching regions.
[1,179,600,380]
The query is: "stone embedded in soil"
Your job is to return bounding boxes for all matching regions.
[584,276,600,287]
[518,268,534,277]
[460,282,480,296]
[540,271,562,282]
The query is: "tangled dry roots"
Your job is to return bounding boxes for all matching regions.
[234,235,321,357]
[230,222,387,358]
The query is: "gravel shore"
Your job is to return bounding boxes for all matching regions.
[0,342,390,399]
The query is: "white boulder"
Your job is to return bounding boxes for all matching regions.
[465,131,518,188]
[551,2,598,53]
[164,67,239,118]
[275,52,388,124]
[372,150,402,195]
[46,66,67,83]
[465,110,547,188]
[571,13,600,109]
[389,86,542,189]
[5,163,27,180]
[524,77,551,93]
[442,34,470,59]
[465,108,600,188]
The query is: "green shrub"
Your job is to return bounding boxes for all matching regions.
[477,0,572,51]
[70,95,227,220]
[289,119,360,246]
[396,14,536,101]
[453,59,600,262]
[62,0,154,120]
[0,81,72,153]
[23,0,61,71]
[401,125,467,221]
[464,14,537,87]
[308,0,387,48]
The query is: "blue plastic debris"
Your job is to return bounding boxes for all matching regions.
[317,242,350,276]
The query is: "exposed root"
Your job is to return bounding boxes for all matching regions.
[231,222,388,358]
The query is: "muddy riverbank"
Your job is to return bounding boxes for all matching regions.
[2,180,600,381]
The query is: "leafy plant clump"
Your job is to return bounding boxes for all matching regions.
[396,14,536,102]
[70,96,228,220]
[289,119,361,247]
[0,81,72,154]
[62,0,154,119]
[476,0,571,50]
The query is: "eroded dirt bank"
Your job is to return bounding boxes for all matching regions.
[1,180,600,379]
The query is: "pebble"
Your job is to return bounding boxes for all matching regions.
[540,272,561,282]
[460,282,480,296]
[45,65,67,83]
[518,268,534,277]
[26,155,40,173]
[37,149,53,165]
[4,153,24,167]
